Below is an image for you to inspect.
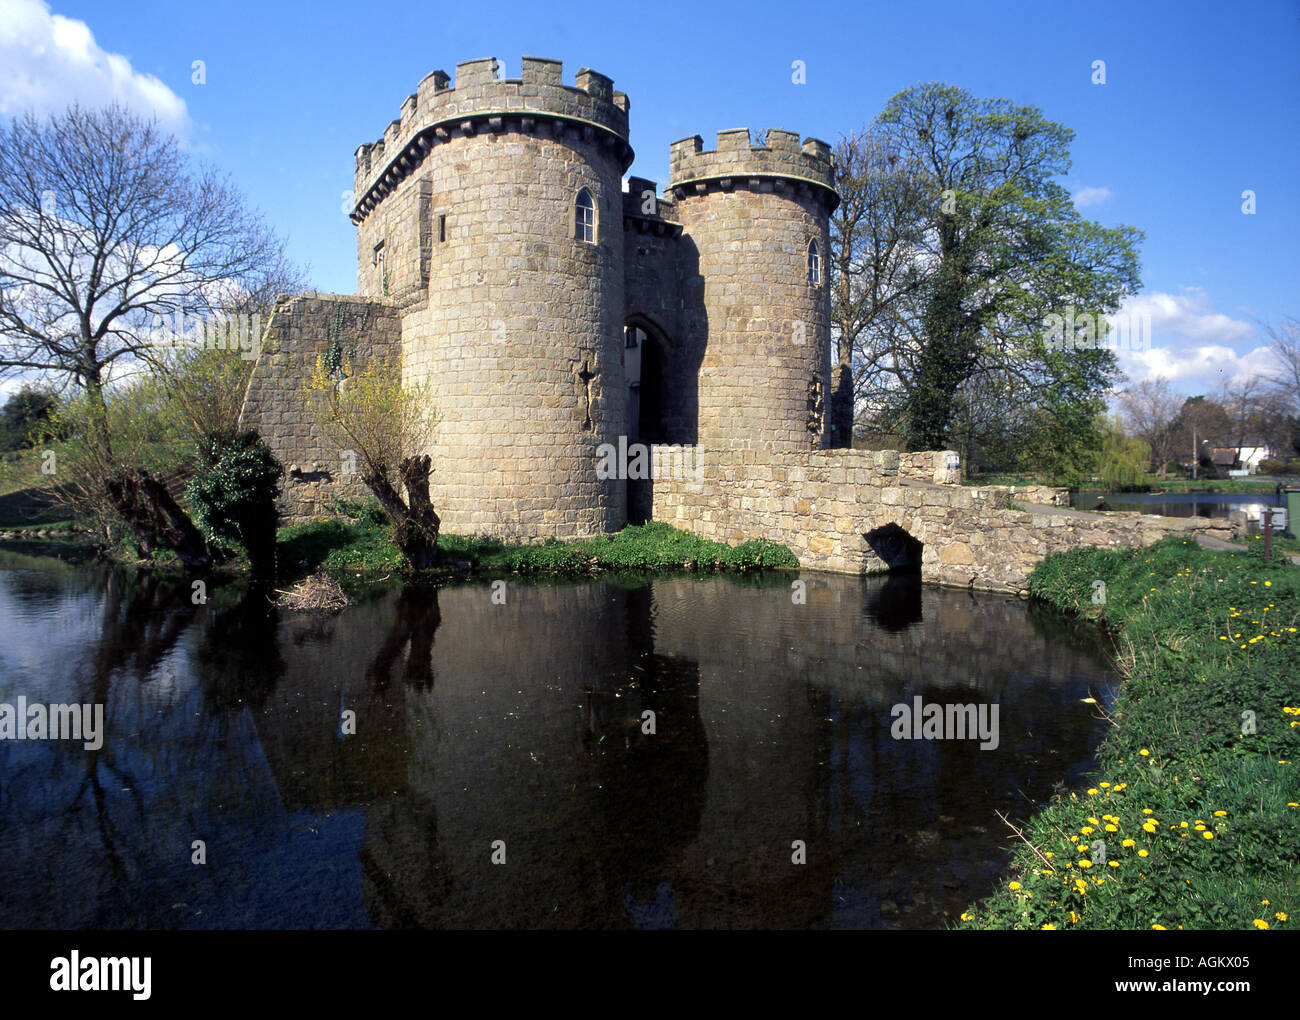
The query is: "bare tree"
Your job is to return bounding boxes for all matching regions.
[0,104,301,565]
[1117,377,1183,478]
[1262,315,1300,414]
[828,128,927,445]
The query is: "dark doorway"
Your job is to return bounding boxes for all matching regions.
[626,323,668,523]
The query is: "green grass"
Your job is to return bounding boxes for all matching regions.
[277,512,797,581]
[958,536,1299,931]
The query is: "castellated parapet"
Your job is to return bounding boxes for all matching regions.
[241,58,841,542]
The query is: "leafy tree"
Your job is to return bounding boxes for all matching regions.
[829,84,1143,455]
[1097,417,1150,490]
[0,384,59,450]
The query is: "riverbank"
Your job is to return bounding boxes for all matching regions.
[957,536,1299,930]
[0,509,798,584]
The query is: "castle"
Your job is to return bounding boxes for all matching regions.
[240,56,844,539]
[239,56,1234,592]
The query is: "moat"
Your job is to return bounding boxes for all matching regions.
[0,557,1118,929]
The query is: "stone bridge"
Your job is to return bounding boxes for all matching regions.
[650,445,1237,595]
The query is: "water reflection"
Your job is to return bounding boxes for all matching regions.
[0,556,1118,929]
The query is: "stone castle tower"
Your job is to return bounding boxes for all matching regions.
[241,57,839,540]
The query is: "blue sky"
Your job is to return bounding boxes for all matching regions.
[2,0,1297,398]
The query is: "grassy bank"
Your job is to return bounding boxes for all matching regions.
[958,536,1298,930]
[279,510,797,580]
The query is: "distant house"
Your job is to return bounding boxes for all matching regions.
[1212,443,1272,476]
[1238,445,1271,474]
[1211,448,1239,470]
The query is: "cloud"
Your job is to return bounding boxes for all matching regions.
[1071,185,1112,209]
[1111,288,1273,394]
[0,0,189,134]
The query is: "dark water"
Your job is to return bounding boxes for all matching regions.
[1072,490,1283,519]
[0,555,1119,929]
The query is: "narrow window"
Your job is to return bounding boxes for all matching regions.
[576,188,596,244]
[807,239,820,285]
[438,214,446,243]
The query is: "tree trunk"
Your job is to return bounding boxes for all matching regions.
[105,468,212,571]
[363,455,441,570]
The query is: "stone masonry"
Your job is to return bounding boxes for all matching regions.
[238,56,1228,592]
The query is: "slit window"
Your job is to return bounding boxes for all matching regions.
[576,188,596,244]
[438,214,446,243]
[807,239,820,285]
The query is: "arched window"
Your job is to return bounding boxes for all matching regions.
[807,239,820,285]
[575,188,596,244]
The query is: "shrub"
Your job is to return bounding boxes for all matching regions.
[187,430,283,576]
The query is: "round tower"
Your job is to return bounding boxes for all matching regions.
[350,57,633,540]
[669,129,838,453]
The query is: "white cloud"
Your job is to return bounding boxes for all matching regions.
[1071,185,1112,209]
[0,0,189,134]
[1111,288,1273,394]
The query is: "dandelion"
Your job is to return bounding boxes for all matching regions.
[1087,788,1099,795]
[1108,860,1120,868]
[1213,810,1227,817]
[1105,824,1118,833]
[1009,881,1021,891]
[1041,923,1057,930]
[1139,749,1150,757]
[1122,839,1136,848]
[1253,919,1269,930]
[1138,849,1149,858]
[1078,860,1093,869]
[1203,831,1214,840]
[1152,924,1167,930]
[1276,912,1288,922]
[960,912,973,921]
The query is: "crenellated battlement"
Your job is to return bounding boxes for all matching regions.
[351,57,633,223]
[668,128,837,209]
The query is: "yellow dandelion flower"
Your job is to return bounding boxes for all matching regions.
[1122,839,1136,848]
[1202,831,1214,840]
[1105,824,1118,833]
[1276,912,1288,922]
[1108,860,1119,868]
[1041,923,1057,930]
[1152,924,1167,930]
[1213,810,1227,817]
[1008,881,1021,891]
[1253,919,1269,930]
[1078,860,1093,869]
[1139,749,1150,757]
[1138,849,1149,858]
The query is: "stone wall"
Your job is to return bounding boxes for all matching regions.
[651,445,1236,594]
[237,293,401,521]
[669,129,836,454]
